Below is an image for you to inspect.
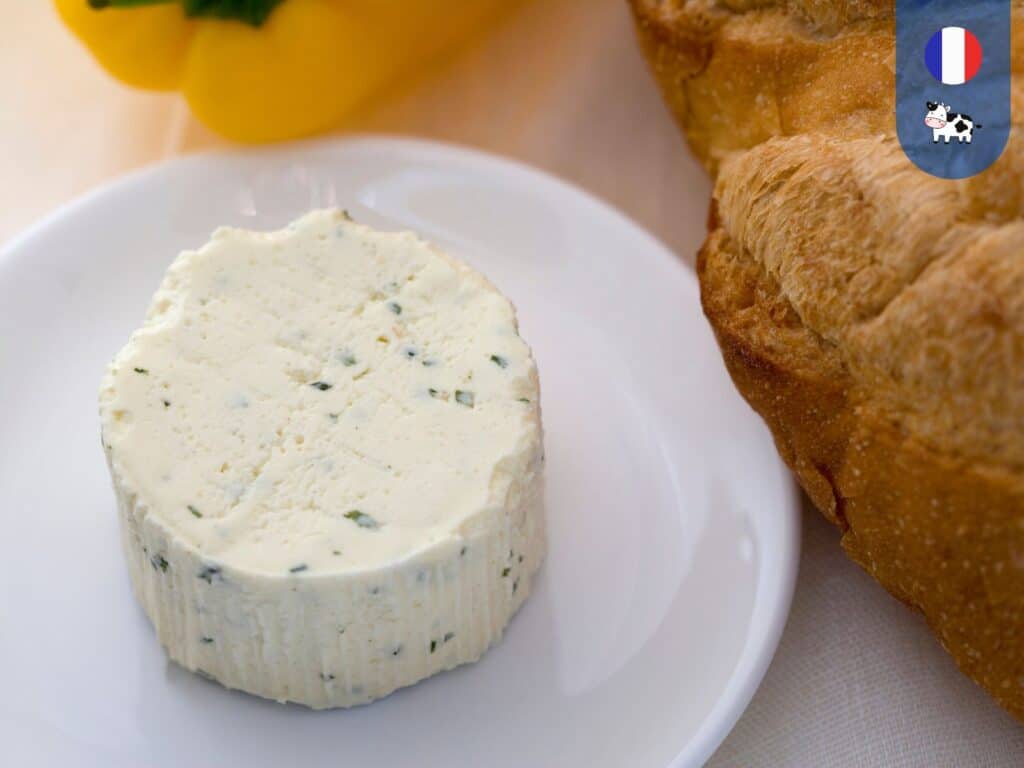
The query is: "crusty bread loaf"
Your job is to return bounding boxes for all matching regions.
[631,0,1024,719]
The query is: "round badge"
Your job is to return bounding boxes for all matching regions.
[925,26,983,85]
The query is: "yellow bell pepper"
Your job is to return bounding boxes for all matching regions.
[54,0,511,142]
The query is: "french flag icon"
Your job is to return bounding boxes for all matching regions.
[925,26,983,85]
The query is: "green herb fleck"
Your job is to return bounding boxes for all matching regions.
[422,359,436,368]
[340,353,357,367]
[443,632,455,643]
[344,510,380,529]
[289,564,309,574]
[201,636,214,644]
[162,399,171,408]
[310,381,333,391]
[517,397,531,404]
[501,567,511,578]
[430,640,437,653]
[391,645,403,657]
[332,549,341,556]
[428,388,441,399]
[460,546,468,557]
[133,367,149,375]
[328,413,339,422]
[404,347,418,359]
[388,302,402,315]
[513,578,520,594]
[188,505,202,518]
[197,565,221,584]
[518,555,524,563]
[455,390,474,408]
[341,210,353,221]
[320,672,335,681]
[490,355,509,369]
[151,554,169,573]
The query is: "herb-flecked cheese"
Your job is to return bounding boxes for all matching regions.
[99,210,546,708]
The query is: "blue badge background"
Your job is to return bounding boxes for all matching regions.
[896,0,1011,180]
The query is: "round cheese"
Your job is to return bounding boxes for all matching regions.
[99,210,545,708]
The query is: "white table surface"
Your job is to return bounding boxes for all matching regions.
[5,0,1023,764]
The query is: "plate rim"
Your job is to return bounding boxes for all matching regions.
[0,134,801,767]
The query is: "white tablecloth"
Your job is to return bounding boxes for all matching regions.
[5,1,1023,764]
[710,505,1024,766]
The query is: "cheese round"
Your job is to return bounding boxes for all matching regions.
[99,210,545,708]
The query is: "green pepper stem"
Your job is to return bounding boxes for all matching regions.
[89,0,176,7]
[87,0,285,26]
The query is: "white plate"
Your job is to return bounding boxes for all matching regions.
[0,138,798,767]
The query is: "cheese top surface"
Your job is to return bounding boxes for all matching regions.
[100,210,541,577]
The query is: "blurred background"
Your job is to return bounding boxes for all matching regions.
[6,1,1024,764]
[2,0,707,250]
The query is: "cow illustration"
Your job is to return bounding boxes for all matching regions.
[925,101,982,144]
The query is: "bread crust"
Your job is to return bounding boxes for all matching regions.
[630,0,894,171]
[635,0,1024,718]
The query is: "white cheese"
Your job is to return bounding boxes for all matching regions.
[99,210,545,708]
